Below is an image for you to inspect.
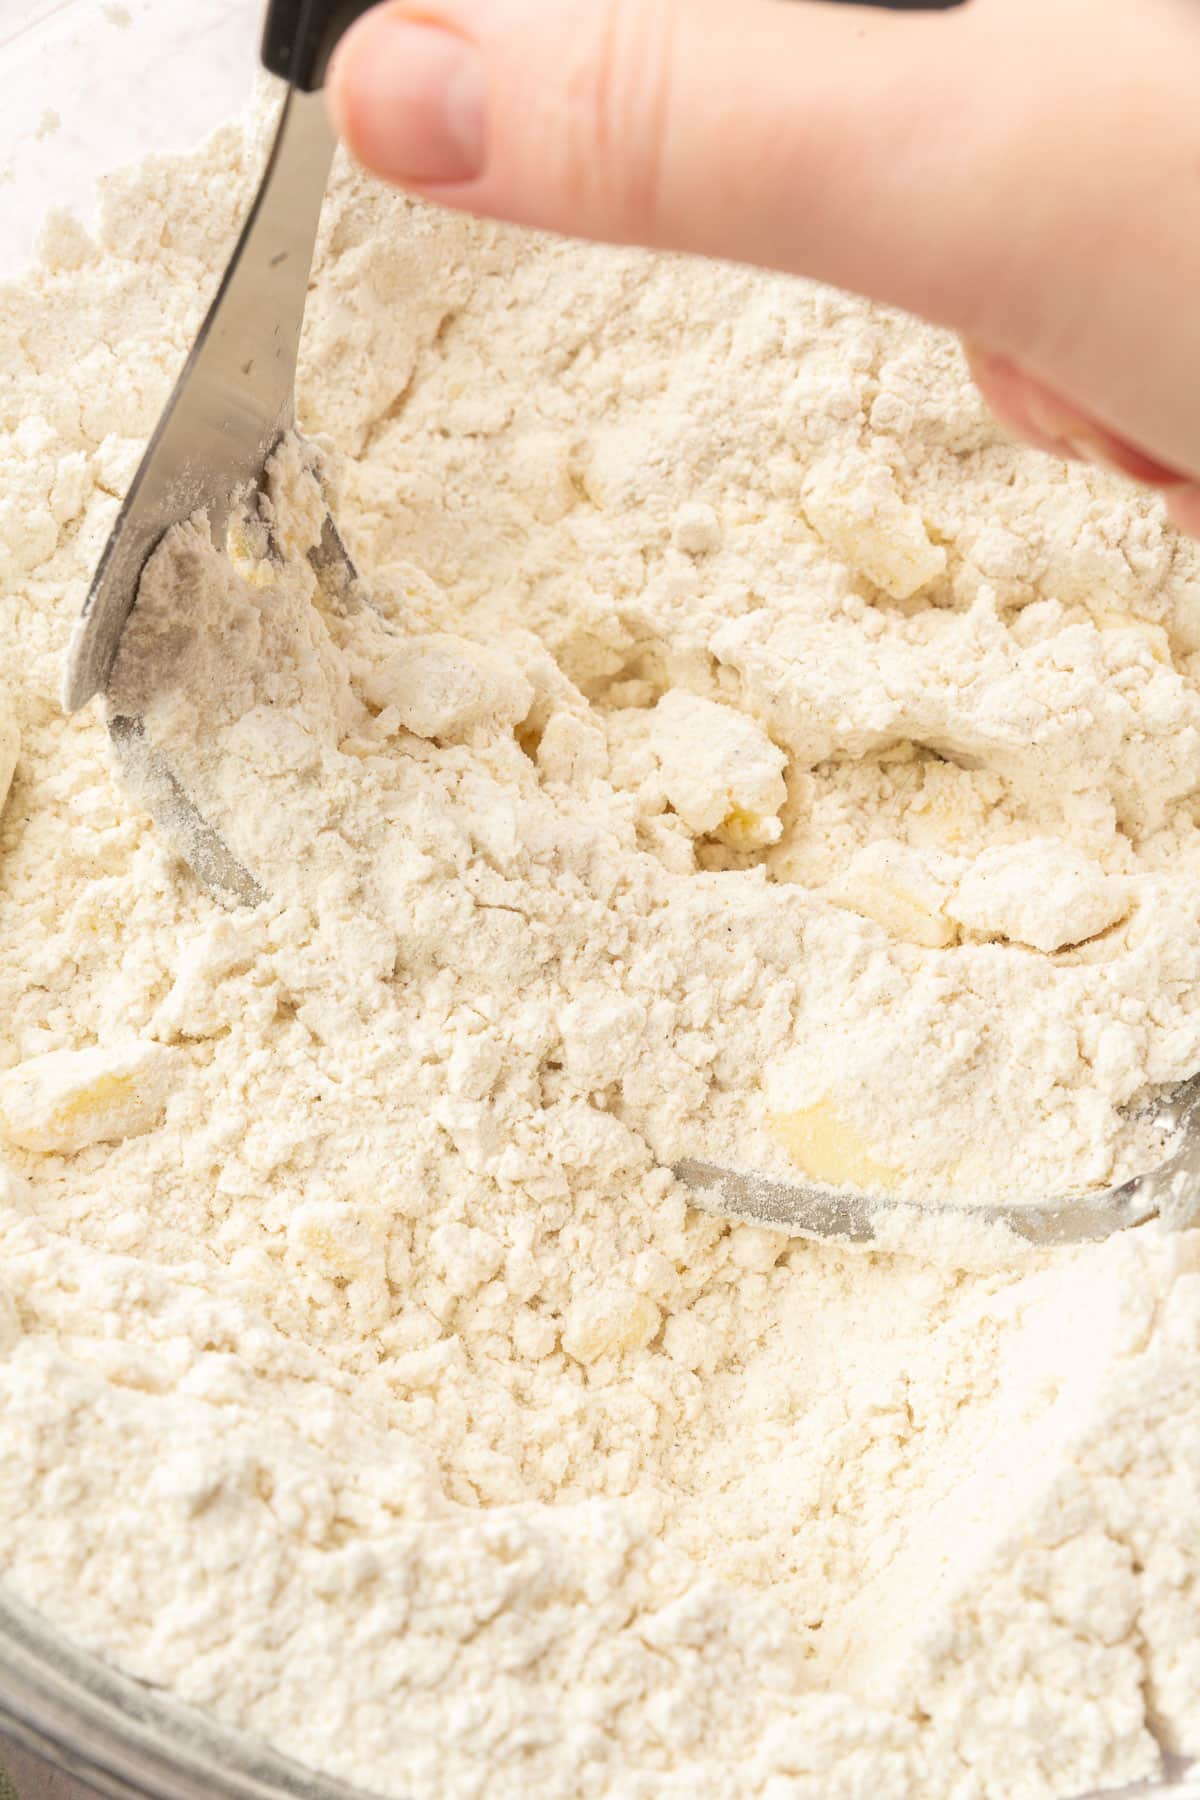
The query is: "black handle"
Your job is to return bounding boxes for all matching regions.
[263,0,966,92]
[261,0,380,92]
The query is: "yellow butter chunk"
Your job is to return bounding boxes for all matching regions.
[288,1202,387,1284]
[802,452,946,601]
[946,839,1129,954]
[561,1285,662,1365]
[362,633,534,743]
[0,685,17,820]
[769,1102,902,1194]
[0,1042,181,1154]
[651,692,786,847]
[720,806,772,850]
[1094,611,1170,663]
[827,839,958,948]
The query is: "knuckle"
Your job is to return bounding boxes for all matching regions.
[556,0,677,234]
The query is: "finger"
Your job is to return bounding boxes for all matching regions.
[966,346,1190,481]
[963,345,1080,459]
[945,3,1200,485]
[329,0,988,328]
[966,343,1197,496]
[1166,486,1200,540]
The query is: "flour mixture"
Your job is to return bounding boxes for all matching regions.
[1,98,1199,1800]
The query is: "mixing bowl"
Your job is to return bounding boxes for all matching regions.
[1,1583,1197,1799]
[0,1570,1190,1800]
[0,4,1196,1797]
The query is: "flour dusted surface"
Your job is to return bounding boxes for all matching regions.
[1,100,1199,1800]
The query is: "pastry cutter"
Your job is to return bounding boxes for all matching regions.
[63,0,376,905]
[61,0,1196,1249]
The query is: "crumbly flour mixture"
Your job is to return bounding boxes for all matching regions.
[2,97,1200,1800]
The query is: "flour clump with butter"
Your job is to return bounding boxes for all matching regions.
[2,97,1200,1800]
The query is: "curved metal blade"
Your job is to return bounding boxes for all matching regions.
[675,1073,1200,1246]
[63,87,336,714]
[107,716,265,908]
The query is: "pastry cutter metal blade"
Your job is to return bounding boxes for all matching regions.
[62,0,376,906]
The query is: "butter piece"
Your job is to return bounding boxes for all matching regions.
[770,1102,902,1194]
[0,1042,181,1153]
[803,452,946,600]
[827,839,958,948]
[947,839,1128,954]
[651,692,786,847]
[362,634,534,742]
[1094,611,1170,664]
[562,1285,662,1364]
[0,684,18,818]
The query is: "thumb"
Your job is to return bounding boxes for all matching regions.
[328,0,986,329]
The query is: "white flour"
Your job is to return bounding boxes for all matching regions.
[1,97,1199,1800]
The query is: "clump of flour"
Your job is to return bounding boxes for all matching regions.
[1,94,1200,1800]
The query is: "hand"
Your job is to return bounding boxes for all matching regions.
[329,0,1200,535]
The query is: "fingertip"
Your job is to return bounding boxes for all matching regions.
[964,345,1072,457]
[325,7,379,149]
[963,347,1195,491]
[327,5,486,188]
[1165,484,1200,539]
